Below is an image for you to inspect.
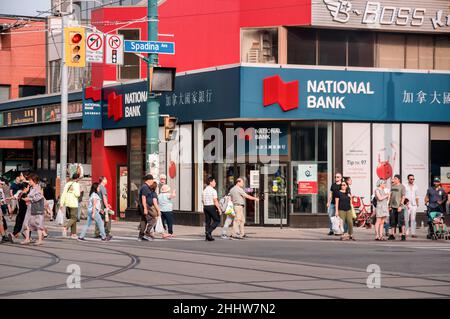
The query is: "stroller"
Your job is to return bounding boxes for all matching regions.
[426,207,450,240]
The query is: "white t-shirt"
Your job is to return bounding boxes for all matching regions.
[404,183,419,206]
[202,185,218,206]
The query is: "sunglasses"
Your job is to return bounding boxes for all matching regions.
[335,176,342,179]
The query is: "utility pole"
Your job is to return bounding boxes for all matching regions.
[146,0,159,177]
[59,0,72,196]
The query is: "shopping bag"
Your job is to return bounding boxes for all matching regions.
[55,208,64,225]
[224,200,236,217]
[154,216,165,234]
[331,216,344,235]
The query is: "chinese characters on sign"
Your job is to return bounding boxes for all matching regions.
[402,90,450,105]
[165,89,213,107]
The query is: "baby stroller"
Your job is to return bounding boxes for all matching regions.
[426,208,450,240]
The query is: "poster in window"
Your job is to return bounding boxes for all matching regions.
[343,123,371,201]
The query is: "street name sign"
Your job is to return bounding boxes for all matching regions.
[124,40,175,55]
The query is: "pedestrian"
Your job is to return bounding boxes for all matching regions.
[229,177,259,239]
[425,177,446,214]
[404,174,419,238]
[21,173,45,246]
[9,177,30,242]
[202,176,222,241]
[158,174,167,194]
[0,181,10,243]
[335,180,355,241]
[78,183,111,242]
[374,179,390,241]
[95,176,112,238]
[343,176,353,233]
[1,179,12,220]
[43,178,56,221]
[61,173,81,239]
[388,175,406,241]
[9,173,25,216]
[138,174,158,241]
[158,184,176,238]
[327,173,343,235]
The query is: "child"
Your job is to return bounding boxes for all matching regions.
[221,197,236,239]
[401,198,410,236]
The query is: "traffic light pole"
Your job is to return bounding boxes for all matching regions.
[146,0,160,177]
[59,4,70,196]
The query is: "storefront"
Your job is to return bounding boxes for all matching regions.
[90,64,449,226]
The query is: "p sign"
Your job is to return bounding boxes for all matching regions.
[86,32,104,63]
[105,34,124,65]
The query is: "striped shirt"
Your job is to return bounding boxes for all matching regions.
[202,185,218,206]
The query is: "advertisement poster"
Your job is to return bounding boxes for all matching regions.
[119,166,128,218]
[441,167,450,193]
[297,164,318,195]
[372,123,400,192]
[401,124,429,211]
[343,123,371,200]
[250,170,260,189]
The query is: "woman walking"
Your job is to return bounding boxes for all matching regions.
[374,179,390,241]
[335,181,355,241]
[78,183,111,241]
[158,184,176,238]
[21,173,45,245]
[61,174,81,239]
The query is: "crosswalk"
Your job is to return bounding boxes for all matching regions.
[51,235,205,243]
[378,242,450,252]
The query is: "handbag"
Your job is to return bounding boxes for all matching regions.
[31,197,45,216]
[154,216,165,234]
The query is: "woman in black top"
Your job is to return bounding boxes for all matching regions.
[335,182,355,241]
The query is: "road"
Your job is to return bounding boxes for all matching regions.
[1,230,450,299]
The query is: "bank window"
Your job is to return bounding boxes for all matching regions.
[348,31,374,67]
[68,134,76,164]
[287,28,316,65]
[42,138,49,170]
[86,134,92,164]
[241,28,278,64]
[118,29,140,80]
[319,30,346,66]
[129,128,145,209]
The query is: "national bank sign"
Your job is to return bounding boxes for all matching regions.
[312,0,450,32]
[242,66,450,123]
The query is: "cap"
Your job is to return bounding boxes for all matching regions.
[433,177,441,183]
[161,184,171,193]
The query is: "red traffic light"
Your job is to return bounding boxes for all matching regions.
[71,33,82,44]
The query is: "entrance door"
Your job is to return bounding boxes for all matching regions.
[117,165,128,219]
[260,164,288,225]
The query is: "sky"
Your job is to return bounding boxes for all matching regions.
[0,0,52,17]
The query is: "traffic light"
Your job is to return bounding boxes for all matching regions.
[164,116,177,141]
[64,27,86,67]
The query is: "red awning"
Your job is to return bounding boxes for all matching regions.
[0,140,33,149]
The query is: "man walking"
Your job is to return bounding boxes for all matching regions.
[229,177,259,239]
[404,174,419,238]
[388,175,406,241]
[95,176,112,238]
[138,174,158,241]
[327,173,343,235]
[202,177,222,241]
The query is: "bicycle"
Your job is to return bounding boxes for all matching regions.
[352,196,374,229]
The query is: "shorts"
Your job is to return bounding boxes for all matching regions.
[389,208,405,228]
[28,214,45,231]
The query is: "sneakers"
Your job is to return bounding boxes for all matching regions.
[411,235,418,238]
[221,234,228,239]
[101,235,112,242]
[77,237,86,241]
[142,235,153,241]
[70,234,78,239]
[328,231,334,236]
[388,235,396,240]
[401,235,406,241]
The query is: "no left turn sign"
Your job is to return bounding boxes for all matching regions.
[86,32,104,63]
[87,33,103,51]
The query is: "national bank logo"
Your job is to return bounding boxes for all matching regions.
[263,75,299,112]
[107,91,123,122]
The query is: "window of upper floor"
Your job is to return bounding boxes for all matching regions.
[241,28,278,64]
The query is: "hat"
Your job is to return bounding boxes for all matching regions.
[159,174,167,180]
[433,177,441,183]
[161,184,171,193]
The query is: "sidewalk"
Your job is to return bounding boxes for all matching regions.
[42,218,433,243]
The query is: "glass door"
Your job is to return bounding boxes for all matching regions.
[261,164,288,225]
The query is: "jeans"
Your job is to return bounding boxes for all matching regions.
[405,206,417,235]
[222,214,234,236]
[204,205,220,235]
[161,211,174,234]
[328,204,336,231]
[79,212,106,239]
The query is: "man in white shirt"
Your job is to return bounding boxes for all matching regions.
[202,176,222,241]
[404,174,419,238]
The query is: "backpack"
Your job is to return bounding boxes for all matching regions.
[371,194,377,208]
[219,195,230,212]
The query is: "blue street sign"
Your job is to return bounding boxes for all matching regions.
[124,40,175,54]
